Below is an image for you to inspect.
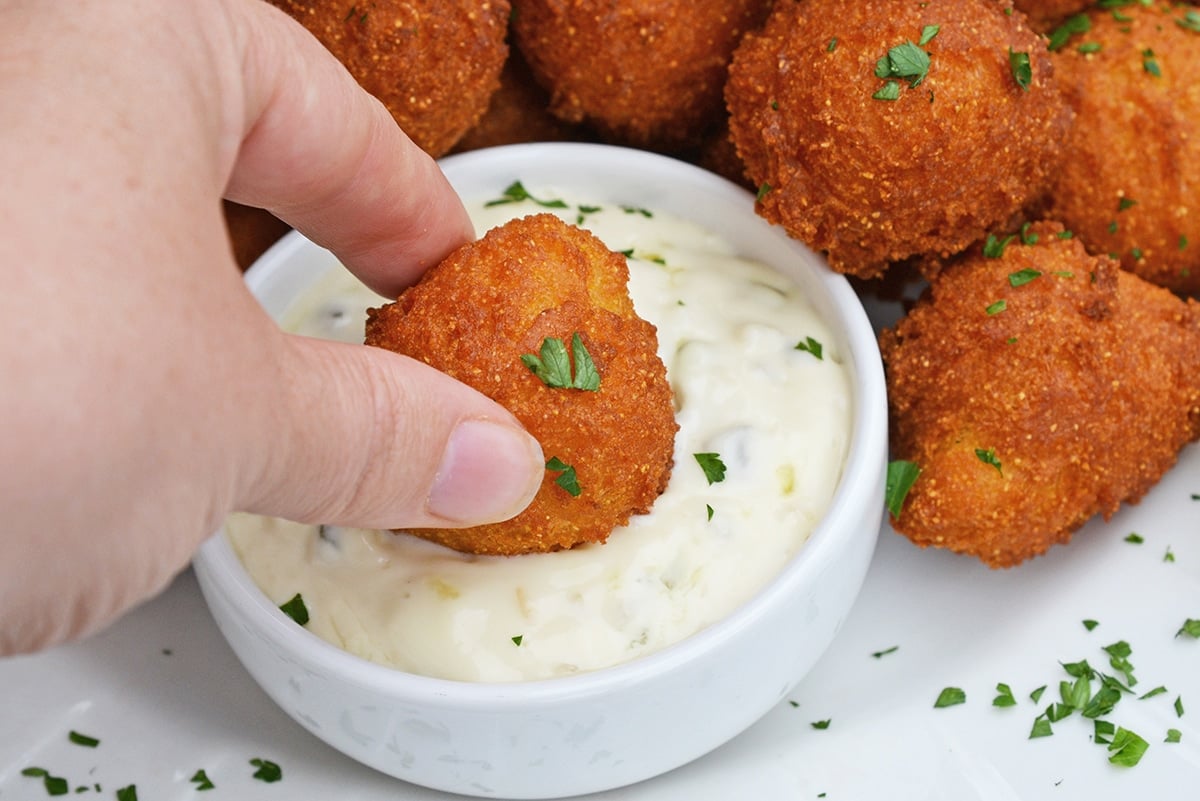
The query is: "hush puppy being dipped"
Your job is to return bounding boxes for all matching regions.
[725,0,1071,280]
[881,222,1200,568]
[365,214,678,556]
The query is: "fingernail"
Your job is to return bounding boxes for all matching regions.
[428,419,544,524]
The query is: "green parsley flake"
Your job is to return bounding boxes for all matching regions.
[873,81,902,101]
[116,786,139,801]
[1166,728,1182,743]
[190,770,215,791]
[1009,49,1032,90]
[1029,714,1054,739]
[68,730,100,748]
[756,182,772,202]
[546,457,582,497]
[1118,197,1138,211]
[810,719,831,730]
[22,767,69,796]
[993,683,1018,707]
[250,758,283,783]
[1047,13,1091,50]
[1030,685,1047,703]
[885,460,921,518]
[521,333,600,391]
[919,25,941,45]
[1176,695,1185,717]
[985,299,1007,315]
[1008,268,1042,287]
[1142,48,1161,77]
[706,503,714,521]
[279,593,309,626]
[694,452,727,485]
[1083,619,1099,631]
[1179,10,1200,32]
[975,448,1002,473]
[827,37,838,52]
[1176,619,1200,639]
[1094,719,1116,744]
[1139,686,1168,700]
[934,687,966,708]
[875,41,932,87]
[1107,727,1149,767]
[1164,546,1176,563]
[511,635,524,646]
[795,336,824,360]
[1124,532,1144,544]
[484,181,567,210]
[984,233,1015,259]
[872,645,899,659]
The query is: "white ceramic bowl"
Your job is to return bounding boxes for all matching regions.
[193,143,887,799]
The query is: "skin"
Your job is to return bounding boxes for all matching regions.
[0,0,544,655]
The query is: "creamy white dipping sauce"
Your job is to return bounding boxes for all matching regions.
[227,190,853,683]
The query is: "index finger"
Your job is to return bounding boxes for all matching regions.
[221,1,473,297]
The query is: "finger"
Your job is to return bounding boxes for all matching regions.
[221,1,473,298]
[240,332,545,529]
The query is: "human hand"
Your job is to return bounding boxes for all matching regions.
[0,0,543,653]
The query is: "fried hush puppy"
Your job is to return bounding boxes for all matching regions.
[726,0,1071,280]
[1042,2,1200,294]
[268,0,509,157]
[510,0,772,151]
[365,213,678,556]
[881,222,1200,568]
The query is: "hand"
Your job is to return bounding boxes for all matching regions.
[0,0,543,654]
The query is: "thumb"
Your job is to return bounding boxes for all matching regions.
[241,332,545,530]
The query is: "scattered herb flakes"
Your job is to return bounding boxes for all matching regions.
[1164,546,1176,563]
[1030,685,1048,704]
[1176,696,1185,717]
[1046,701,1073,723]
[521,333,600,391]
[250,758,283,783]
[788,700,800,708]
[511,634,524,646]
[1094,719,1116,745]
[794,336,824,360]
[811,719,832,730]
[934,687,966,708]
[1008,268,1041,287]
[115,786,139,801]
[190,770,215,791]
[485,181,567,209]
[620,205,653,218]
[1107,727,1149,767]
[1082,685,1121,719]
[875,40,932,87]
[1176,619,1200,639]
[694,452,727,485]
[1142,48,1161,77]
[1180,9,1200,32]
[1083,619,1099,632]
[983,233,1015,258]
[885,460,921,518]
[546,457,582,497]
[1103,640,1137,687]
[706,503,714,521]
[1009,49,1032,90]
[756,182,772,202]
[1117,197,1138,212]
[22,767,70,796]
[1060,674,1092,711]
[279,593,309,626]
[67,730,100,748]
[993,683,1018,708]
[918,25,940,45]
[1139,686,1168,700]
[1077,41,1102,54]
[827,37,838,52]
[985,299,1007,315]
[1124,532,1144,544]
[1030,714,1054,739]
[975,448,1002,473]
[1166,728,1182,743]
[1047,13,1091,50]
[873,81,902,101]
[1019,222,1039,245]
[872,645,899,659]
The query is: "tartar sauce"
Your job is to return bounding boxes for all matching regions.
[226,190,852,683]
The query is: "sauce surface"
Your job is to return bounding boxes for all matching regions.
[227,191,853,682]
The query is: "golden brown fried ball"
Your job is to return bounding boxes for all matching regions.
[365,213,678,556]
[1011,0,1092,33]
[725,0,1071,280]
[510,0,772,151]
[269,0,509,157]
[881,222,1200,567]
[1042,2,1200,294]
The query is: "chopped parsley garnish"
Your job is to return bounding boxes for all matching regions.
[1030,685,1047,703]
[1107,727,1149,767]
[1166,728,1183,743]
[1009,49,1032,90]
[872,32,935,100]
[1047,13,1091,50]
[190,770,215,791]
[68,730,99,748]
[522,333,600,391]
[873,81,902,101]
[250,758,283,783]
[706,503,714,521]
[985,299,1007,315]
[872,645,899,659]
[1094,719,1115,744]
[1180,10,1200,32]
[975,448,1002,473]
[694,452,727,485]
[1083,619,1099,631]
[794,336,824,360]
[827,37,838,52]
[1139,686,1168,700]
[810,719,831,730]
[756,182,772,202]
[1019,222,1039,245]
[21,767,69,796]
[993,683,1017,707]
[1176,619,1200,639]
[546,457,582,497]
[1008,268,1041,287]
[1029,714,1053,738]
[918,25,940,46]
[1142,48,1161,77]
[885,460,921,518]
[1103,640,1137,687]
[485,181,568,209]
[934,687,966,708]
[279,593,309,626]
[1124,532,1144,544]
[983,233,1016,258]
[116,786,139,801]
[1164,546,1176,563]
[511,635,524,646]
[1176,695,1185,717]
[1118,197,1138,211]
[620,205,653,218]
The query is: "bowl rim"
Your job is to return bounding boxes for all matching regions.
[197,141,888,706]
